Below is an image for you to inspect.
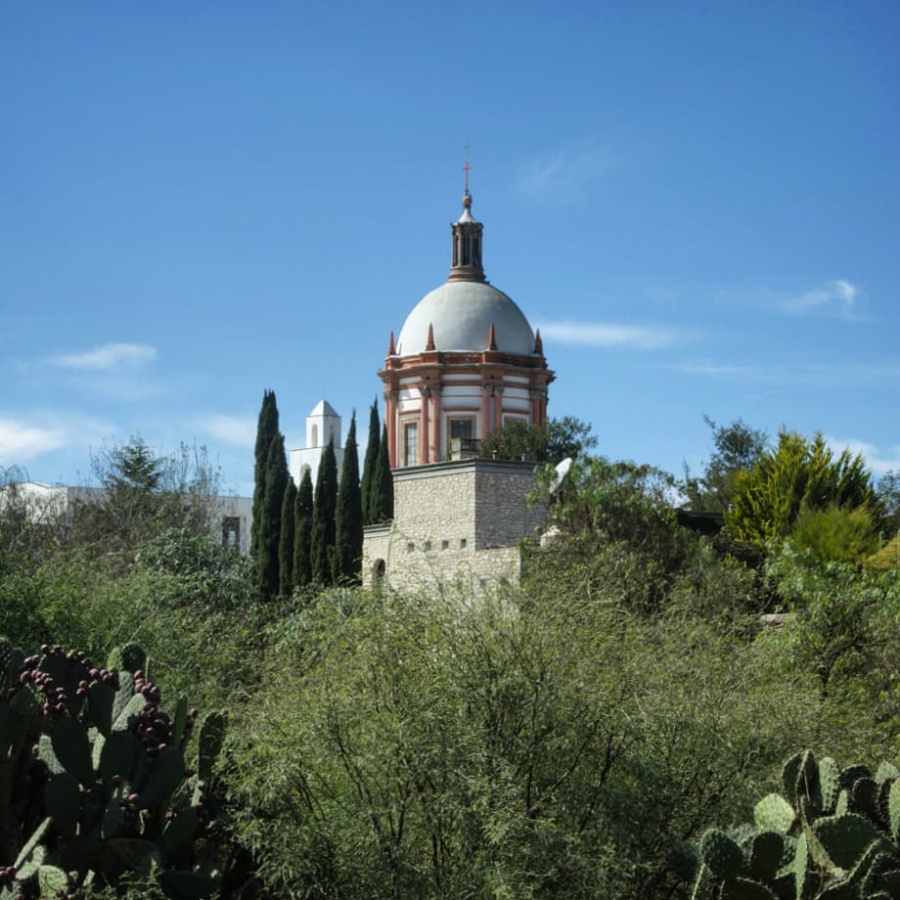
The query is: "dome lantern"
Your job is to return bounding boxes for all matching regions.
[448,191,486,283]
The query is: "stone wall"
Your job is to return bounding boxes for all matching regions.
[361,459,547,597]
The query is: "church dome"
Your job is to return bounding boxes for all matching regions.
[396,280,536,356]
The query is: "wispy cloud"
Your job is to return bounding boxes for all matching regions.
[538,320,682,350]
[0,414,113,465]
[28,342,164,401]
[518,145,616,204]
[675,362,757,377]
[825,436,900,476]
[198,414,256,448]
[673,360,900,387]
[782,280,860,318]
[47,342,158,371]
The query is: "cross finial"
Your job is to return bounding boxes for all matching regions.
[462,142,471,196]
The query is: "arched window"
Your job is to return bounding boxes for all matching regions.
[373,559,386,586]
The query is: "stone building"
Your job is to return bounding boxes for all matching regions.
[362,458,546,595]
[361,186,553,594]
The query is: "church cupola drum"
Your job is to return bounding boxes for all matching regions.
[379,189,554,468]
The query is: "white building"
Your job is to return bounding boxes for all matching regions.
[289,400,346,489]
[0,481,254,556]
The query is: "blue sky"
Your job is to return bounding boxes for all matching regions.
[2,1,898,497]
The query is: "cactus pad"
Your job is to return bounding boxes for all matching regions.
[754,794,796,835]
[52,716,94,787]
[748,831,783,883]
[700,829,745,880]
[814,812,882,871]
[45,771,81,841]
[819,757,841,814]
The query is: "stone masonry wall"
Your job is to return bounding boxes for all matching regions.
[361,459,547,597]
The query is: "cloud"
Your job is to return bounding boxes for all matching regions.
[675,362,756,377]
[537,320,681,350]
[782,280,860,317]
[0,414,113,466]
[825,437,900,477]
[198,414,256,448]
[48,342,158,371]
[518,145,616,203]
[674,360,900,387]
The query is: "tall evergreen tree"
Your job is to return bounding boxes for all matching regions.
[371,424,394,523]
[278,477,297,597]
[360,400,381,526]
[311,436,338,585]
[257,433,288,598]
[251,390,279,561]
[727,431,877,550]
[293,468,314,589]
[334,413,363,583]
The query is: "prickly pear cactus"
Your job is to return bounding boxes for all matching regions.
[0,640,225,899]
[692,750,900,900]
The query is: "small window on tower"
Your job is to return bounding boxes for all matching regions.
[462,236,471,266]
[449,418,475,440]
[403,422,419,466]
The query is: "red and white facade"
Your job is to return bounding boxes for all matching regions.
[379,193,554,468]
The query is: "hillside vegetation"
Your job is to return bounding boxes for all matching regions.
[1,423,898,898]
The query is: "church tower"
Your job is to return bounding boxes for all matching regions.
[289,400,345,488]
[379,187,554,467]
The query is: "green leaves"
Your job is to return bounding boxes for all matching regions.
[727,431,877,554]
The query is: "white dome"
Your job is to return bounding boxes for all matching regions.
[396,281,535,356]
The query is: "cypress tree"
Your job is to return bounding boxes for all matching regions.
[257,433,288,599]
[334,412,363,583]
[278,476,297,597]
[311,436,338,585]
[251,390,279,561]
[371,424,394,522]
[360,399,381,525]
[293,468,314,588]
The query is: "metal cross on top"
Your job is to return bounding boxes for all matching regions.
[462,143,471,195]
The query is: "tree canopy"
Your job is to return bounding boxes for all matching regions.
[726,431,878,551]
[311,436,339,584]
[479,416,597,465]
[334,412,363,583]
[250,390,279,560]
[681,415,769,513]
[360,400,381,526]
